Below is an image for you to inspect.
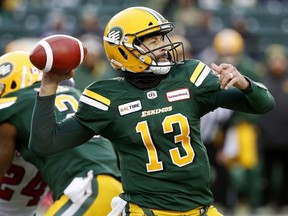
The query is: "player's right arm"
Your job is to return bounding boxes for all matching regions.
[38,69,74,97]
[0,123,16,179]
[29,71,95,156]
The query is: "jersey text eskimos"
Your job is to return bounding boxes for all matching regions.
[141,106,172,117]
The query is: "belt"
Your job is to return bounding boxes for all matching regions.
[141,207,156,215]
[200,205,210,215]
[141,205,210,216]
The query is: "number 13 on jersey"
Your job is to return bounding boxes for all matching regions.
[136,113,195,172]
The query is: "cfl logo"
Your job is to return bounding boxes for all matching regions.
[147,91,158,99]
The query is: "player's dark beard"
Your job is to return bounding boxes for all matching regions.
[125,72,168,90]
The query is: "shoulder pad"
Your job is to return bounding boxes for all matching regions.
[80,87,111,111]
[0,97,17,109]
[189,61,211,87]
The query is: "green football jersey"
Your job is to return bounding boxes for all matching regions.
[0,82,121,200]
[74,59,274,211]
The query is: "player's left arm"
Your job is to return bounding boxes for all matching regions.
[211,63,275,113]
[0,123,16,180]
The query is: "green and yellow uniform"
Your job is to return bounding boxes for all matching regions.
[0,83,122,216]
[30,60,274,213]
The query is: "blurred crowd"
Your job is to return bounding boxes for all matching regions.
[1,0,288,215]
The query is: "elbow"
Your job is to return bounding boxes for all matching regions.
[256,99,276,114]
[28,135,51,157]
[28,143,48,157]
[264,97,276,113]
[263,93,276,113]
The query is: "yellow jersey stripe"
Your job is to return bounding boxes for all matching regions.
[82,89,111,106]
[190,61,205,84]
[80,95,109,111]
[0,97,17,109]
[195,65,210,87]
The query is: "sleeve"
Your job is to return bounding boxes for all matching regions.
[186,60,275,115]
[74,83,116,134]
[29,93,94,156]
[215,77,275,114]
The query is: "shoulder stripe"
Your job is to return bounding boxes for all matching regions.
[190,61,205,84]
[0,97,17,109]
[79,95,108,111]
[82,89,111,106]
[195,65,210,87]
[190,61,210,86]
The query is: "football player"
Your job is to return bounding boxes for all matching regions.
[29,7,275,216]
[0,51,122,216]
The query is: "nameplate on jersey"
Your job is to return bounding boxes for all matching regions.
[166,88,190,102]
[118,100,142,116]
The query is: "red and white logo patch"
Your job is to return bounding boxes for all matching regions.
[118,100,142,116]
[166,88,190,102]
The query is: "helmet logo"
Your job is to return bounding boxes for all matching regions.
[107,27,124,45]
[0,63,13,78]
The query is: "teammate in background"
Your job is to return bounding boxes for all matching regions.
[0,51,122,216]
[0,38,49,216]
[0,52,48,216]
[29,7,274,215]
[257,44,288,213]
[212,28,264,213]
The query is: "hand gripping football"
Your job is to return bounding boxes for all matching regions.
[29,34,87,74]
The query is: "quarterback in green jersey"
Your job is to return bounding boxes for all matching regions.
[0,51,122,216]
[29,7,275,216]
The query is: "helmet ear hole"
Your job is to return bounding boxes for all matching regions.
[0,83,4,96]
[118,48,128,60]
[11,81,17,89]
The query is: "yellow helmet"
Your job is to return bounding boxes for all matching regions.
[4,37,41,53]
[103,7,184,74]
[213,28,244,56]
[0,51,42,97]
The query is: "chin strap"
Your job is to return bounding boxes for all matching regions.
[147,61,171,75]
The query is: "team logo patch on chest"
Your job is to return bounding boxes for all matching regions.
[118,100,142,116]
[166,88,190,102]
